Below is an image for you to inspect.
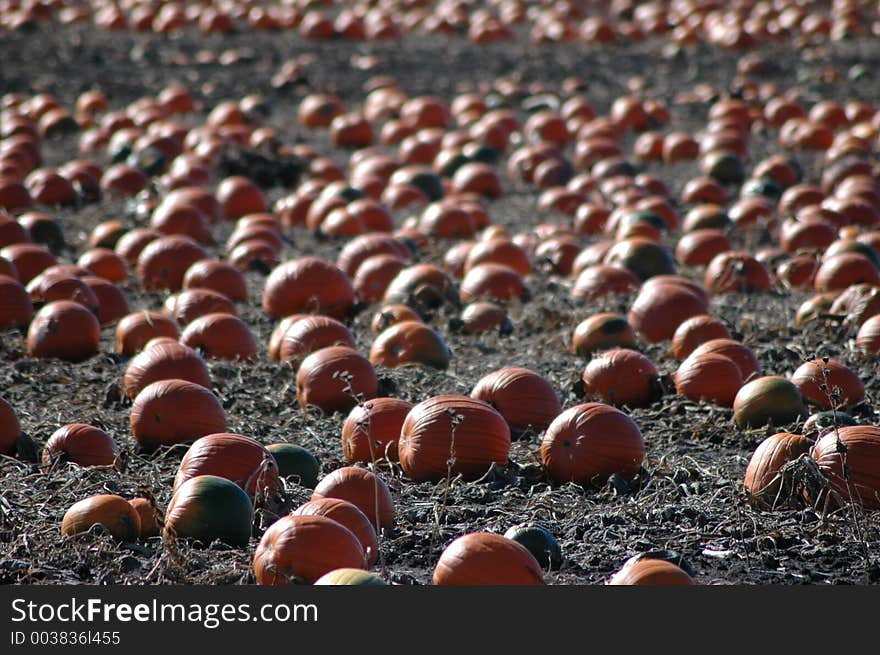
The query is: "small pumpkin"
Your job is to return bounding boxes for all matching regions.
[182,259,247,301]
[130,379,227,451]
[163,289,236,326]
[582,349,659,408]
[456,301,512,335]
[503,524,563,570]
[689,338,762,381]
[433,532,545,585]
[136,235,207,291]
[671,315,732,360]
[163,474,253,547]
[341,397,412,464]
[293,498,379,565]
[790,358,865,410]
[266,443,320,488]
[296,346,378,414]
[370,304,423,336]
[179,312,258,360]
[128,497,162,539]
[254,514,366,585]
[115,310,180,355]
[733,376,807,429]
[704,251,772,293]
[571,313,636,355]
[27,300,100,362]
[675,353,742,407]
[314,569,386,585]
[743,432,814,508]
[470,367,561,436]
[61,494,140,542]
[173,433,280,499]
[42,423,120,469]
[370,321,451,370]
[607,555,695,585]
[0,274,34,329]
[311,466,394,531]
[604,237,676,281]
[628,279,708,343]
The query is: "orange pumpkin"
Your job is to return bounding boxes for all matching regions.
[383,264,459,310]
[341,397,412,464]
[607,555,695,585]
[433,532,545,585]
[115,311,180,356]
[182,259,247,301]
[0,395,21,455]
[179,313,257,360]
[262,257,355,320]
[457,301,512,335]
[277,315,356,367]
[0,274,33,329]
[293,498,379,565]
[136,235,207,291]
[398,395,511,482]
[675,229,731,267]
[27,300,100,362]
[470,367,561,436]
[130,379,227,451]
[813,253,880,292]
[675,353,742,407]
[42,423,120,469]
[296,346,378,414]
[311,466,394,531]
[163,289,236,326]
[541,402,644,484]
[855,314,880,351]
[77,248,128,283]
[571,264,640,300]
[582,348,659,408]
[704,251,772,293]
[604,237,676,281]
[743,432,813,508]
[370,304,423,335]
[689,338,762,381]
[129,497,162,539]
[174,433,280,498]
[114,228,161,266]
[733,376,807,429]
[790,358,865,410]
[0,243,57,284]
[671,315,732,360]
[571,313,636,355]
[61,494,140,542]
[253,514,365,585]
[628,279,708,343]
[810,426,880,509]
[216,176,266,220]
[370,321,451,370]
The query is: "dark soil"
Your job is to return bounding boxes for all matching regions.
[2,21,880,586]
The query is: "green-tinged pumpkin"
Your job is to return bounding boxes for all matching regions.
[266,443,320,488]
[503,524,563,570]
[733,376,807,429]
[163,475,253,547]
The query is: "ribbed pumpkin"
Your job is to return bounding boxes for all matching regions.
[370,304,423,336]
[353,254,407,304]
[42,423,120,469]
[124,341,211,399]
[541,402,644,485]
[733,376,807,429]
[628,280,708,343]
[571,313,637,355]
[790,358,865,410]
[689,338,762,381]
[254,515,366,585]
[336,233,410,278]
[61,494,140,542]
[433,532,545,585]
[704,251,772,293]
[130,379,227,451]
[277,315,356,367]
[0,395,21,455]
[163,289,236,326]
[607,555,695,585]
[174,433,280,498]
[341,397,412,464]
[810,426,880,509]
[398,395,511,482]
[582,349,659,408]
[675,353,742,407]
[262,257,355,320]
[370,321,451,369]
[743,432,813,508]
[266,443,320,488]
[27,300,100,362]
[311,466,394,531]
[296,346,378,414]
[314,569,386,585]
[115,311,180,355]
[179,313,257,360]
[163,475,253,547]
[293,498,379,565]
[671,315,732,360]
[470,367,561,436]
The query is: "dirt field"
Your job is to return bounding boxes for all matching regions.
[1,17,880,585]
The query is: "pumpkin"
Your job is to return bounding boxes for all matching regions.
[810,426,880,509]
[855,314,880,352]
[296,346,378,414]
[262,257,355,320]
[27,300,100,362]
[77,248,128,283]
[114,228,161,266]
[341,397,412,464]
[129,498,162,539]
[503,524,563,570]
[311,466,394,531]
[689,338,762,381]
[370,321,451,370]
[582,349,659,408]
[42,423,120,469]
[164,474,253,547]
[82,276,129,325]
[277,315,356,367]
[123,341,210,398]
[179,313,258,360]
[605,238,676,281]
[675,353,742,407]
[382,264,459,310]
[136,235,207,291]
[803,411,858,437]
[814,253,880,292]
[541,402,644,485]
[130,379,227,451]
[433,532,545,585]
[671,315,732,360]
[464,238,531,276]
[253,515,366,585]
[571,313,636,355]
[628,280,708,343]
[353,254,407,304]
[115,310,180,355]
[0,243,56,284]
[163,289,236,326]
[370,304,423,336]
[0,274,33,329]
[571,264,640,300]
[470,367,561,436]
[266,443,320,488]
[743,432,814,508]
[0,395,21,455]
[61,494,140,542]
[293,498,379,565]
[398,395,511,482]
[790,358,865,410]
[675,229,731,267]
[704,251,772,293]
[216,176,266,220]
[182,259,247,301]
[314,569,386,585]
[607,555,695,585]
[174,433,280,498]
[733,376,807,429]
[830,283,880,327]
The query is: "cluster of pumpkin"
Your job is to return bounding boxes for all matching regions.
[2,0,878,51]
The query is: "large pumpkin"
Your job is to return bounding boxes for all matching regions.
[253,514,366,585]
[293,498,379,565]
[173,433,280,498]
[163,474,253,547]
[311,466,394,531]
[341,397,412,463]
[470,367,561,436]
[790,358,865,410]
[733,376,807,429]
[398,395,511,482]
[123,341,211,399]
[130,379,227,451]
[296,346,378,414]
[541,403,644,485]
[810,426,880,509]
[61,494,140,542]
[433,532,545,585]
[42,423,120,469]
[743,432,813,508]
[262,257,355,320]
[582,349,659,408]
